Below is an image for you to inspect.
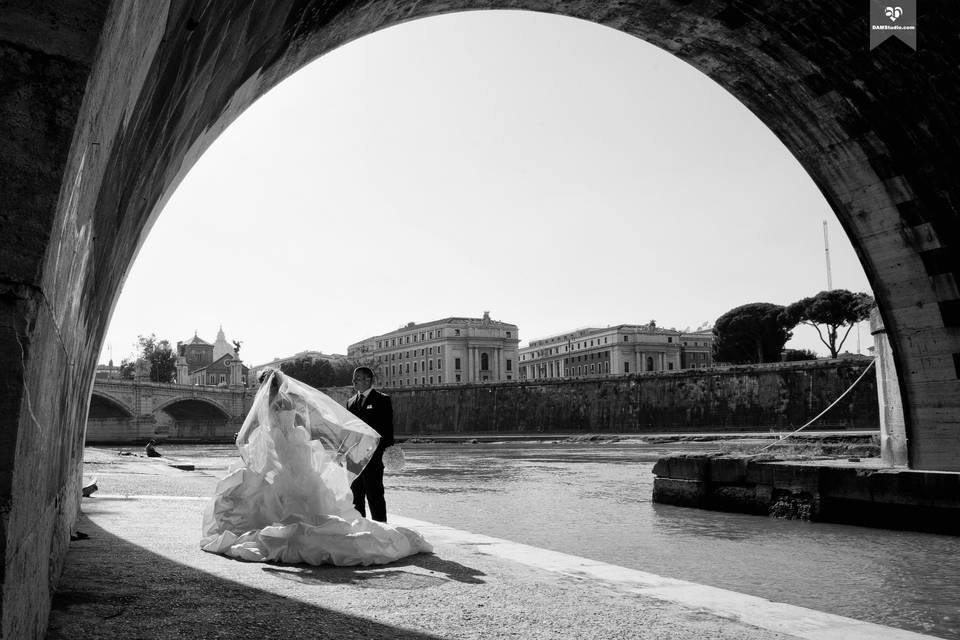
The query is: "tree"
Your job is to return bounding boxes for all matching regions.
[280,358,355,388]
[118,359,136,380]
[781,348,818,361]
[332,360,357,386]
[784,289,874,358]
[120,334,178,382]
[713,302,793,364]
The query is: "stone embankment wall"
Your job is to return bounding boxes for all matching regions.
[89,360,877,444]
[652,454,960,535]
[385,359,878,435]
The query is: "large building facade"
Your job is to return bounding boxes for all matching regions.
[679,327,715,369]
[347,312,520,387]
[519,323,714,381]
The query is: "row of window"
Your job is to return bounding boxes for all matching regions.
[527,336,613,358]
[564,351,611,364]
[377,346,444,362]
[194,374,232,385]
[574,362,611,375]
[525,356,679,378]
[374,328,515,350]
[376,328,448,349]
[523,335,685,361]
[459,354,513,371]
[384,359,443,374]
[375,372,521,388]
[530,332,702,354]
[530,329,594,349]
[377,355,514,375]
[377,372,518,387]
[388,376,442,386]
[528,362,614,377]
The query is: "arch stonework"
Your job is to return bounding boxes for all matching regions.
[88,391,136,418]
[89,379,250,420]
[152,396,233,420]
[2,1,959,636]
[85,381,248,443]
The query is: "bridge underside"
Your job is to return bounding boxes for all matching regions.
[159,399,231,422]
[2,1,959,637]
[85,395,236,444]
[88,394,133,420]
[154,399,235,443]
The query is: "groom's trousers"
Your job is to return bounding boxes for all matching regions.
[351,457,386,522]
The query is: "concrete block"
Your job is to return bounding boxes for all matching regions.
[709,485,769,516]
[652,454,710,481]
[755,483,774,505]
[868,469,927,506]
[818,467,876,502]
[777,466,821,493]
[762,463,819,494]
[707,456,750,483]
[652,478,707,508]
[920,471,960,507]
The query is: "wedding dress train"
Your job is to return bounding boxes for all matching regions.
[200,370,431,565]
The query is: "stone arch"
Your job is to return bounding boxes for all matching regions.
[87,391,135,419]
[4,3,960,636]
[152,396,232,421]
[152,396,234,442]
[22,3,959,472]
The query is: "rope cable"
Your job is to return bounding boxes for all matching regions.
[754,358,877,454]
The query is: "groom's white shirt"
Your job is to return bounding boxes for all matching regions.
[353,388,372,408]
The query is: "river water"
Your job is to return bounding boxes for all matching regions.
[161,440,960,639]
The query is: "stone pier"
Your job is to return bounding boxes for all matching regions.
[870,309,909,467]
[652,454,960,535]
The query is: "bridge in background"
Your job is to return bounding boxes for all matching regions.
[87,379,256,443]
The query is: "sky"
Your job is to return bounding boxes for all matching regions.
[100,10,874,367]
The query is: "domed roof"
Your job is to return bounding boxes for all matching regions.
[212,325,237,361]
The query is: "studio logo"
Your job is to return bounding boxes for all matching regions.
[870,0,916,50]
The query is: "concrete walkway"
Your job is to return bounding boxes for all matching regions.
[47,450,937,640]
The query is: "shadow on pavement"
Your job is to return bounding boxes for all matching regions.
[262,553,487,587]
[48,512,446,640]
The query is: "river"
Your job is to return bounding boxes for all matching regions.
[153,440,960,639]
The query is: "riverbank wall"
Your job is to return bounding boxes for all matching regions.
[652,454,960,535]
[85,359,877,443]
[385,358,878,435]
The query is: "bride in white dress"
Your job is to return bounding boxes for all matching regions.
[200,369,431,565]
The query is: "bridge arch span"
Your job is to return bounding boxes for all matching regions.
[153,396,233,421]
[152,396,238,443]
[39,3,959,472]
[4,3,960,637]
[88,391,135,419]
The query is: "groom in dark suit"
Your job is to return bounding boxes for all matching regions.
[347,366,394,522]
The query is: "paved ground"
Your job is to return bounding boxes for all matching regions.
[46,448,934,640]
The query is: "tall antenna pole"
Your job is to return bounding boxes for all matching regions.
[823,220,833,291]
